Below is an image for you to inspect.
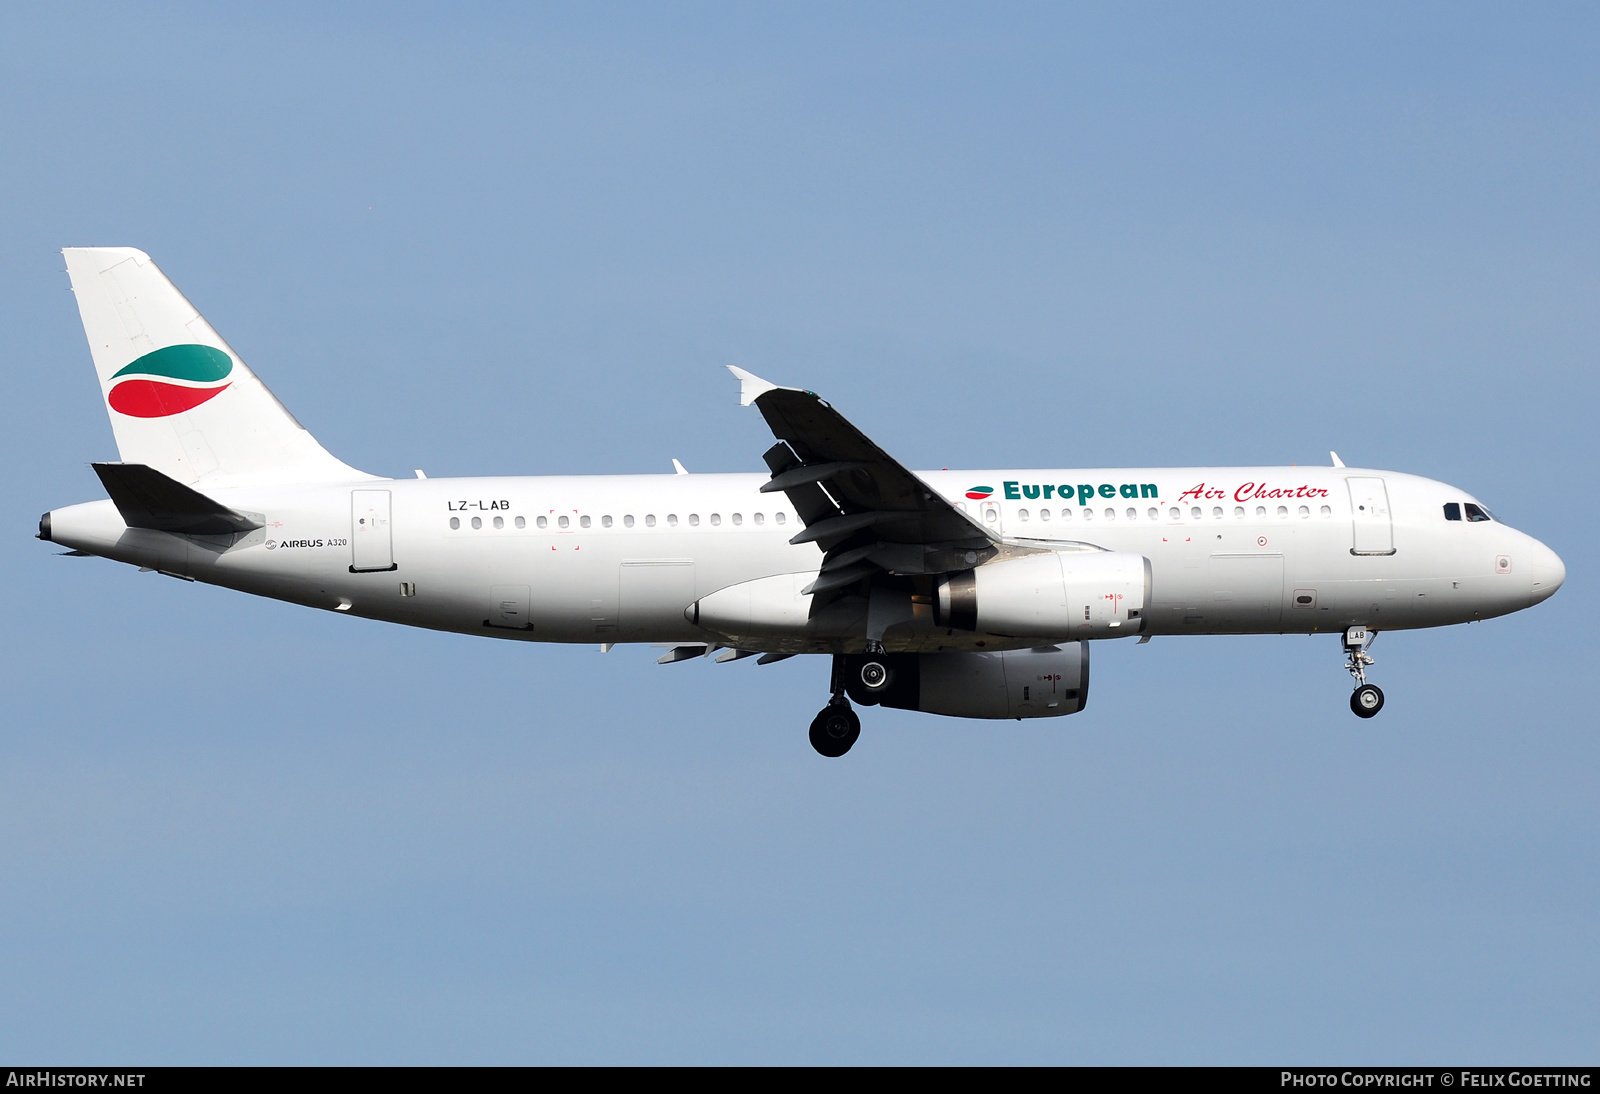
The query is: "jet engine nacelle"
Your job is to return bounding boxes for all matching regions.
[841,644,1089,719]
[935,550,1150,639]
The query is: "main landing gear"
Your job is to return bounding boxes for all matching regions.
[809,698,861,758]
[1344,626,1384,719]
[809,655,864,757]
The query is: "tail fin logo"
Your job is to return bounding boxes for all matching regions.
[107,345,233,418]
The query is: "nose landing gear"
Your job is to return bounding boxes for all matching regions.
[1344,626,1384,718]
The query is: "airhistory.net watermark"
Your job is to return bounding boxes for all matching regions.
[5,1075,145,1088]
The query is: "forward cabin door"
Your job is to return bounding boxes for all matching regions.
[350,489,396,572]
[1346,477,1395,556]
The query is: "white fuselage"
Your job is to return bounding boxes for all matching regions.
[45,466,1565,653]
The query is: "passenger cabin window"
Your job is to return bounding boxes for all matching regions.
[753,513,764,525]
[732,513,742,525]
[1017,509,1029,521]
[668,514,678,527]
[710,513,721,526]
[645,514,656,527]
[775,512,786,525]
[449,517,460,530]
[602,515,613,528]
[515,516,526,529]
[580,515,591,528]
[558,515,570,529]
[493,516,504,529]
[624,515,635,527]
[688,514,700,527]
[537,515,548,529]
[1464,503,1492,523]
[471,517,482,530]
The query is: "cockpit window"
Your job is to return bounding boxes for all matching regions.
[1443,502,1461,521]
[1464,503,1492,523]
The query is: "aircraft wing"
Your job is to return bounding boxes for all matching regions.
[729,367,997,595]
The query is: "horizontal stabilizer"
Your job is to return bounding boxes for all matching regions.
[92,462,264,536]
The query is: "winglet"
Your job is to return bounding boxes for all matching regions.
[1330,451,1346,468]
[727,365,779,407]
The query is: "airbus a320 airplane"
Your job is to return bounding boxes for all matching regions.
[39,249,1566,756]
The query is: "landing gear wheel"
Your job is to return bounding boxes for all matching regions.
[1351,684,1384,718]
[859,659,891,692]
[809,702,861,757]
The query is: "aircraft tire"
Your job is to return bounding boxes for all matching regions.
[809,704,861,757]
[1351,684,1384,718]
[859,659,891,692]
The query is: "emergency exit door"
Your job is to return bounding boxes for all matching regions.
[350,490,396,572]
[1346,477,1395,556]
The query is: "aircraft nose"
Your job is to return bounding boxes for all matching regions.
[1528,539,1565,605]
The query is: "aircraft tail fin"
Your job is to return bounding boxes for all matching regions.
[62,247,373,488]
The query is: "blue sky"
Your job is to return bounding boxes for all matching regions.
[1,2,1595,1063]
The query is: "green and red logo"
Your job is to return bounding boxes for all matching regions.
[964,485,994,500]
[107,344,233,418]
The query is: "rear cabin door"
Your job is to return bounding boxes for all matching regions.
[350,489,395,572]
[1346,477,1395,556]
